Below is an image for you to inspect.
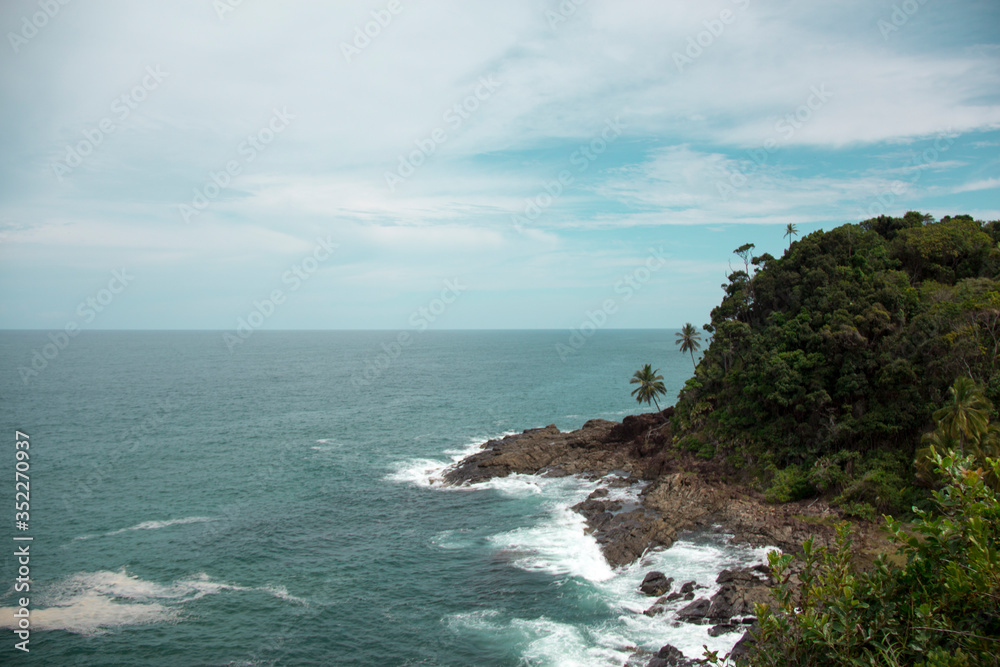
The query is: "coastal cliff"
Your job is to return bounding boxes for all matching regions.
[443,411,891,664]
[443,410,885,563]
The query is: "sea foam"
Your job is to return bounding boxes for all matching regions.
[0,569,308,635]
[74,515,215,541]
[399,441,774,664]
[385,432,516,488]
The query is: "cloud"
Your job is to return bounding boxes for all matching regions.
[952,177,1000,193]
[1,0,998,327]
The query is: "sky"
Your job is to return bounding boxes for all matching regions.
[0,0,998,331]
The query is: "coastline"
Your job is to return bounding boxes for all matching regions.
[442,410,891,664]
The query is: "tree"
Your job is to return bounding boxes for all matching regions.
[784,223,799,250]
[932,376,991,449]
[630,364,666,412]
[675,323,702,370]
[918,376,1000,489]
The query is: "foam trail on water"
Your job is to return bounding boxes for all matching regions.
[75,516,215,540]
[0,569,309,635]
[260,585,309,605]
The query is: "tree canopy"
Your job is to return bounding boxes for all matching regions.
[672,212,1000,515]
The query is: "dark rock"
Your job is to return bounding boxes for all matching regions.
[607,410,672,443]
[642,595,670,617]
[588,488,609,499]
[707,569,774,622]
[717,567,769,585]
[708,623,740,637]
[642,603,666,617]
[639,571,673,596]
[675,597,711,623]
[679,580,698,594]
[442,420,624,486]
[607,475,642,488]
[646,643,699,667]
[592,507,677,568]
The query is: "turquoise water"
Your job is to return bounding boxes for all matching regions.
[0,331,767,665]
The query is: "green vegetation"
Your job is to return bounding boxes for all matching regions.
[705,449,1000,666]
[675,322,703,370]
[672,212,1000,517]
[917,376,1000,490]
[630,363,666,411]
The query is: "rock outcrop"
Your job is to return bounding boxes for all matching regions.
[442,410,892,661]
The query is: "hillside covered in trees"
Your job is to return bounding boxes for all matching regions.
[672,212,1000,517]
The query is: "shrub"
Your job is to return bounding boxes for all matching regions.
[704,449,1000,667]
[764,464,815,503]
[832,452,912,517]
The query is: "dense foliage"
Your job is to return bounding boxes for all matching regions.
[673,212,1000,515]
[705,449,1000,666]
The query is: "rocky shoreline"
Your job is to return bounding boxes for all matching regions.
[443,410,889,665]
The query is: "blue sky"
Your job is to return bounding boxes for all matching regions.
[1,0,998,330]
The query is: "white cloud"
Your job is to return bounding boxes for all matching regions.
[952,177,1000,193]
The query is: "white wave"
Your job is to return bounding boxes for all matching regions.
[260,585,308,605]
[0,569,308,635]
[489,504,614,582]
[596,534,776,659]
[446,611,634,667]
[445,468,773,663]
[446,533,774,665]
[398,435,773,662]
[515,617,634,667]
[75,516,215,541]
[385,432,516,488]
[315,438,338,444]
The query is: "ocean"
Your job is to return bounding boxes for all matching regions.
[0,330,770,666]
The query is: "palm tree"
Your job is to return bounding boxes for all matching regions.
[933,376,991,448]
[675,323,702,370]
[918,376,1000,489]
[784,223,799,250]
[630,364,666,412]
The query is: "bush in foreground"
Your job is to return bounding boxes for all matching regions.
[706,449,1000,666]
